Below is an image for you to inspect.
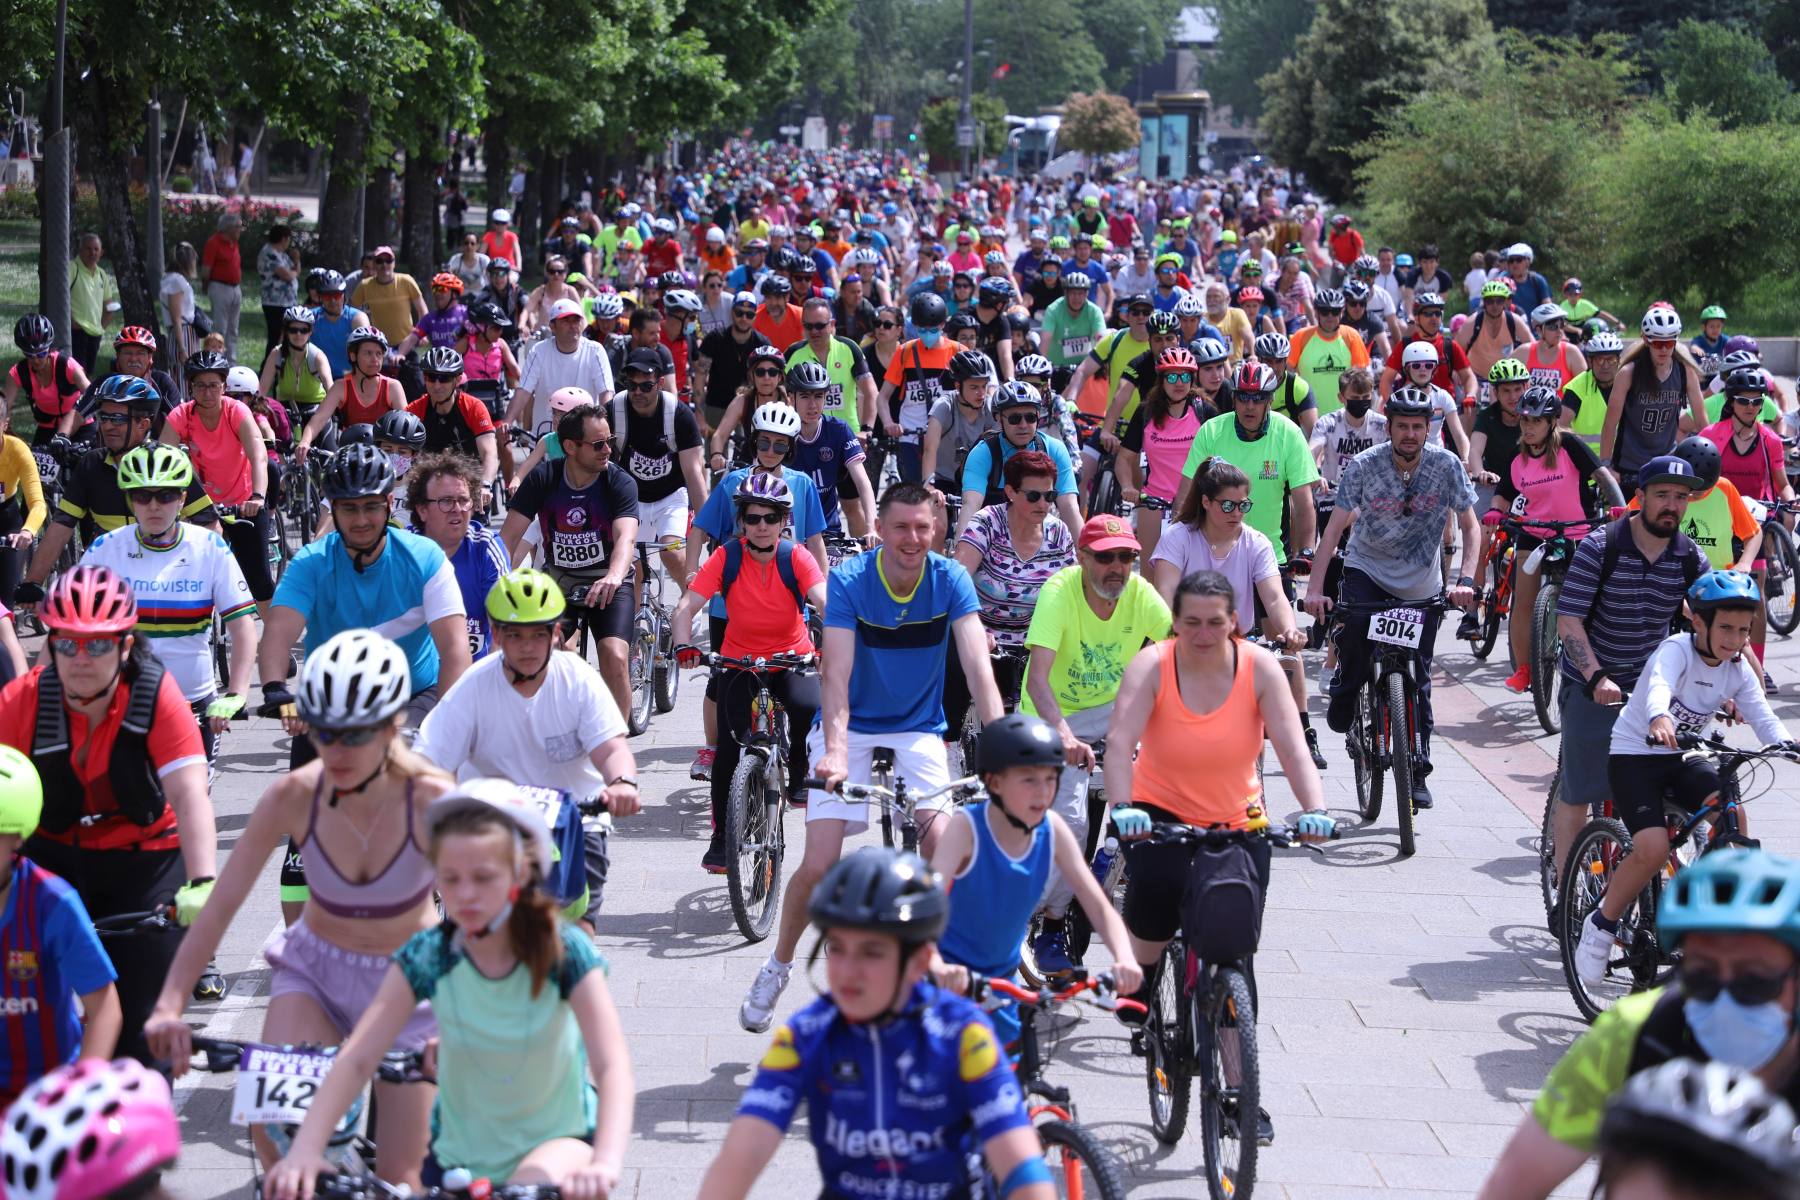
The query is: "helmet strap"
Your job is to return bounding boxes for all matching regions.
[989,792,1039,834]
[63,661,125,707]
[348,523,389,574]
[328,750,389,807]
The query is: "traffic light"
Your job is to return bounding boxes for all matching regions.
[908,132,917,142]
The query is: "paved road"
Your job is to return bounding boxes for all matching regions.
[122,586,1800,1200]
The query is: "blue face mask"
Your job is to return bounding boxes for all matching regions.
[1684,992,1794,1070]
[918,328,943,348]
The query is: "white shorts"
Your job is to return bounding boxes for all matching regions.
[803,727,952,836]
[633,488,689,546]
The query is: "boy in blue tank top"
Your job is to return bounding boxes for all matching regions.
[928,713,1142,1047]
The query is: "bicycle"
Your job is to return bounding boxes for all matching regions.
[634,542,680,720]
[1333,595,1451,858]
[311,1176,564,1199]
[1464,518,1516,662]
[1128,819,1333,1200]
[1557,734,1794,1022]
[1074,411,1125,517]
[1512,516,1593,736]
[955,642,1030,775]
[968,972,1142,1200]
[809,754,985,852]
[690,649,817,942]
[1751,495,1800,637]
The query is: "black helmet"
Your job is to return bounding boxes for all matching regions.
[184,350,231,381]
[313,268,347,293]
[1723,366,1770,397]
[975,713,1065,772]
[771,247,802,272]
[945,312,979,336]
[910,291,948,328]
[340,422,377,447]
[760,275,792,298]
[13,314,53,355]
[374,409,427,450]
[1386,386,1435,418]
[976,277,1012,305]
[785,361,831,392]
[1517,385,1563,420]
[1146,310,1180,337]
[468,299,512,329]
[948,349,991,383]
[1673,435,1723,491]
[658,270,686,293]
[421,346,464,376]
[323,442,398,500]
[808,847,949,945]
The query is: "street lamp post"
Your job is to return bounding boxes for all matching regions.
[42,0,71,350]
[958,0,974,178]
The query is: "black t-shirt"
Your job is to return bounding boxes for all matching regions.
[697,328,772,413]
[56,447,219,542]
[1475,404,1524,478]
[507,459,640,578]
[834,298,879,344]
[1349,311,1385,347]
[608,340,674,386]
[615,396,703,503]
[1026,278,1061,315]
[1398,266,1454,298]
[973,312,1012,372]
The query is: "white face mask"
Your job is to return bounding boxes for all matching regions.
[387,451,413,478]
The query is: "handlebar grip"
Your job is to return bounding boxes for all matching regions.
[799,777,833,792]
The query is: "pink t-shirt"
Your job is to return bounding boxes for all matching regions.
[1702,418,1784,503]
[1122,403,1203,502]
[166,397,255,504]
[1508,430,1595,539]
[1150,522,1279,633]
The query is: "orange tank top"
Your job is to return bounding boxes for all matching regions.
[1132,639,1264,829]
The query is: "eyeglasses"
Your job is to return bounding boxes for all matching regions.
[876,320,901,329]
[1681,966,1792,1007]
[1213,498,1254,514]
[1162,371,1193,384]
[803,322,832,332]
[733,308,757,317]
[51,636,123,659]
[739,511,785,526]
[95,411,134,424]
[754,437,792,453]
[1013,488,1052,502]
[426,494,476,511]
[128,488,183,506]
[752,366,784,378]
[286,325,312,335]
[425,373,460,384]
[312,723,385,747]
[1004,411,1039,426]
[627,380,657,393]
[1088,549,1138,565]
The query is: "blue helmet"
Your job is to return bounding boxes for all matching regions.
[1657,849,1800,954]
[94,374,161,412]
[1687,569,1761,613]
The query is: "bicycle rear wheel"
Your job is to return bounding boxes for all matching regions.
[1145,943,1191,1145]
[1201,966,1260,1200]
[1766,521,1800,636]
[1531,580,1562,734]
[725,752,784,943]
[627,615,654,736]
[1037,1118,1130,1200]
[1350,683,1383,823]
[1541,752,1564,926]
[1386,671,1416,857]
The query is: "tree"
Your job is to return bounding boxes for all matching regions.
[1207,0,1316,121]
[919,94,1007,162]
[1059,92,1141,158]
[1656,18,1795,129]
[1487,0,1772,67]
[1260,0,1494,197]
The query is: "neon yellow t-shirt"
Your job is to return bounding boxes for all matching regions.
[1180,411,1320,564]
[1095,328,1151,422]
[1022,566,1171,717]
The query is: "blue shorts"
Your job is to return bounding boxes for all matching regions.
[1558,685,1620,812]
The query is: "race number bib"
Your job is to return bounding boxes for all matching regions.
[1368,607,1426,649]
[1061,335,1095,358]
[230,1045,334,1125]
[551,531,607,570]
[1668,696,1713,738]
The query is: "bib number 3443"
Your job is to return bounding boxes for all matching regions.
[1368,607,1426,650]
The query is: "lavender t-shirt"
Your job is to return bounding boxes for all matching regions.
[1150,522,1279,633]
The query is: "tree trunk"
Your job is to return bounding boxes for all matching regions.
[72,73,156,338]
[318,97,370,269]
[365,164,394,251]
[483,113,510,217]
[400,146,438,281]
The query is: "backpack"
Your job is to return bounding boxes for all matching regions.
[1585,516,1703,634]
[976,429,1049,507]
[720,536,805,613]
[510,785,588,910]
[611,390,678,459]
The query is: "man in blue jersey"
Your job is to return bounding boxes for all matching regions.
[737,481,1003,1034]
[408,452,510,661]
[785,363,878,538]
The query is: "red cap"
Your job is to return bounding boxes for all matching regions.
[1079,514,1140,553]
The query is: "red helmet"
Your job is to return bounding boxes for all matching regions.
[41,564,137,636]
[1235,286,1265,305]
[1232,359,1278,396]
[1156,346,1198,374]
[114,325,157,351]
[431,272,466,294]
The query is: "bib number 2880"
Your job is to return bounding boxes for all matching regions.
[1368,608,1426,650]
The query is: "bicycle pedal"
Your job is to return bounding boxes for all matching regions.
[1130,1031,1148,1057]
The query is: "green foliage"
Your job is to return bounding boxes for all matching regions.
[1059,92,1141,158]
[919,95,1008,162]
[1261,0,1495,198]
[1486,0,1773,68]
[1655,18,1796,129]
[1208,0,1316,121]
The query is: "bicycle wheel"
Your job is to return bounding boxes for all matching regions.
[1145,943,1191,1145]
[1531,579,1562,734]
[652,615,679,714]
[1350,682,1383,823]
[1037,1118,1130,1200]
[626,616,654,736]
[1386,671,1416,856]
[1200,966,1260,1200]
[1541,753,1564,926]
[1766,521,1800,636]
[1469,551,1503,659]
[1558,817,1664,1022]
[725,752,784,943]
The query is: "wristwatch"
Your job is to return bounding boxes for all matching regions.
[1456,575,1475,589]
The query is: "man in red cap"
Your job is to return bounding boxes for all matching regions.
[1017,512,1172,974]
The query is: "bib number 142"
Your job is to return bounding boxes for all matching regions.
[1369,608,1426,649]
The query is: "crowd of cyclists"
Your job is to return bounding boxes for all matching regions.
[1,140,1799,1200]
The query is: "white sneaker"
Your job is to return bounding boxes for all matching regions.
[1575,911,1617,985]
[739,959,793,1033]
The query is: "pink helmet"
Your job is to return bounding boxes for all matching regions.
[40,565,137,637]
[0,1058,180,1199]
[548,386,595,415]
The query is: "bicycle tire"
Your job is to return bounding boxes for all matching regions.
[725,751,783,943]
[1388,670,1416,858]
[1558,816,1664,1022]
[653,614,679,714]
[1767,521,1800,636]
[1145,942,1191,1145]
[1469,550,1503,660]
[626,617,654,736]
[1531,579,1562,734]
[1540,752,1563,927]
[1200,966,1260,1200]
[1350,682,1383,823]
[1037,1118,1131,1200]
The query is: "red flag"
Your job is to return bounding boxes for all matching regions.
[992,62,1011,79]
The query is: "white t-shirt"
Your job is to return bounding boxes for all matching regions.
[160,271,195,323]
[416,649,627,801]
[518,337,615,433]
[1310,409,1390,487]
[1463,268,1488,306]
[1149,522,1279,634]
[81,522,255,701]
[1610,633,1784,756]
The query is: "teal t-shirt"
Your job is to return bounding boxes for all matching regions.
[395,922,605,1180]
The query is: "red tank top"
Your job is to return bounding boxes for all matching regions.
[340,374,403,427]
[1524,339,1577,392]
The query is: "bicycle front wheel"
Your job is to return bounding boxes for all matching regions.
[1037,1118,1130,1200]
[1766,521,1800,636]
[1387,671,1417,857]
[1558,817,1663,1022]
[725,752,784,943]
[1531,579,1562,734]
[1541,752,1564,926]
[653,615,679,714]
[1469,550,1503,659]
[626,616,654,736]
[1200,966,1260,1200]
[1145,943,1191,1145]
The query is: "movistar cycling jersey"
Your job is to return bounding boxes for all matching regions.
[737,982,1033,1200]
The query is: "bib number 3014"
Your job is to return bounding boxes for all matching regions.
[230,1044,334,1125]
[1368,607,1426,649]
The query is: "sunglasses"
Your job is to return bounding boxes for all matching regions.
[425,372,460,384]
[754,437,792,453]
[733,307,757,317]
[752,366,784,377]
[876,320,901,329]
[95,411,134,424]
[1539,320,1565,330]
[1731,392,1766,405]
[1648,339,1676,349]
[1003,411,1039,426]
[25,349,53,358]
[128,488,183,506]
[739,511,785,526]
[627,380,657,393]
[1162,371,1193,384]
[1416,309,1443,318]
[803,322,832,332]
[1483,296,1507,304]
[580,438,613,453]
[1213,498,1253,514]
[286,325,312,335]
[51,636,123,659]
[1681,966,1792,1007]
[373,257,395,264]
[1088,549,1138,565]
[1013,488,1053,502]
[954,282,973,289]
[312,723,385,747]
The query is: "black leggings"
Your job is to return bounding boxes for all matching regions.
[220,506,276,602]
[941,632,1026,742]
[710,666,819,836]
[0,497,24,610]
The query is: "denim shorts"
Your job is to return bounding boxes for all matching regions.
[1558,684,1621,812]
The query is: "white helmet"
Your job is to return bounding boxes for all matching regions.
[752,401,803,438]
[296,630,411,730]
[662,288,702,315]
[425,778,556,881]
[225,365,261,395]
[1641,305,1683,339]
[1400,340,1441,368]
[1530,302,1566,327]
[490,207,512,224]
[1504,242,1534,262]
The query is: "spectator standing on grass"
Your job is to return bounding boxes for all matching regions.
[199,211,244,361]
[68,233,120,374]
[257,224,300,356]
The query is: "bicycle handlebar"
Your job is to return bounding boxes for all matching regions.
[187,1035,433,1084]
[1125,818,1341,851]
[91,907,176,934]
[800,773,986,805]
[312,1173,560,1200]
[682,648,818,674]
[971,970,1147,1018]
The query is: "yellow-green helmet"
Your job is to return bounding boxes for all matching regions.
[1488,358,1530,385]
[486,568,566,625]
[1481,279,1512,301]
[0,746,43,839]
[116,441,194,491]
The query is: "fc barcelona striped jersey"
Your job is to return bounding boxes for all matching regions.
[1,857,117,1108]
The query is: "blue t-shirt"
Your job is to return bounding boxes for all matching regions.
[1510,271,1553,314]
[1061,257,1109,287]
[446,522,511,659]
[738,983,1033,1200]
[694,466,827,618]
[273,527,464,692]
[789,416,865,531]
[824,549,979,734]
[960,432,1077,498]
[0,859,117,1107]
[309,305,366,380]
[1151,286,1188,314]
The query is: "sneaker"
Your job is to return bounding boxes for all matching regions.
[1575,911,1617,985]
[690,747,715,781]
[1304,726,1327,770]
[1032,924,1076,976]
[1412,779,1434,810]
[1504,664,1532,693]
[1764,671,1779,694]
[193,962,228,1002]
[1256,1106,1275,1146]
[1456,612,1479,639]
[739,959,793,1033]
[702,840,729,875]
